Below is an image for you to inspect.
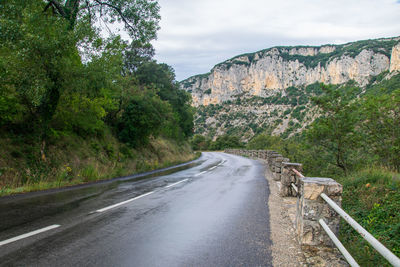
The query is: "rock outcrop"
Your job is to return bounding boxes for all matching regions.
[390,42,400,72]
[181,37,400,107]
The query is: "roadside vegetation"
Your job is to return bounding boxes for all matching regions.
[257,82,400,265]
[191,134,244,151]
[0,0,196,196]
[192,78,400,265]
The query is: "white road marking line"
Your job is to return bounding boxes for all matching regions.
[209,166,217,170]
[0,224,60,247]
[194,171,207,177]
[165,179,188,188]
[95,191,154,213]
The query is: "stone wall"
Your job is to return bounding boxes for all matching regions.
[225,149,343,249]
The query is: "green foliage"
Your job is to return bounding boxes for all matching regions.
[279,39,396,68]
[247,134,283,151]
[42,0,160,44]
[118,93,171,147]
[0,0,195,193]
[190,134,211,151]
[338,169,400,266]
[305,82,324,95]
[360,89,400,170]
[196,38,397,76]
[135,61,194,138]
[365,73,400,95]
[209,135,244,151]
[204,88,212,95]
[80,164,100,182]
[307,85,361,174]
[291,105,306,121]
[250,79,400,266]
[0,0,80,131]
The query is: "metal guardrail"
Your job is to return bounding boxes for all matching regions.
[291,168,304,178]
[290,169,302,194]
[291,169,400,267]
[319,219,360,267]
[320,193,400,266]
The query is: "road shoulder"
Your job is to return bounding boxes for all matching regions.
[263,161,307,266]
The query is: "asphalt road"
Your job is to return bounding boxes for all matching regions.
[0,152,272,267]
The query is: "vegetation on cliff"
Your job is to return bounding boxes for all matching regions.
[0,0,195,195]
[182,37,397,76]
[243,80,400,265]
[189,72,400,264]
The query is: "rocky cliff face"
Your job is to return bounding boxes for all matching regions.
[390,42,400,72]
[182,36,400,141]
[182,37,400,107]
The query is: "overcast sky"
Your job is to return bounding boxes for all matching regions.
[150,0,400,81]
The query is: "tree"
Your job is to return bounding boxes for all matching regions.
[43,0,160,42]
[0,0,80,130]
[361,89,400,170]
[306,85,361,175]
[191,135,211,151]
[123,40,155,73]
[135,61,194,138]
[247,133,283,151]
[118,93,171,147]
[209,135,244,151]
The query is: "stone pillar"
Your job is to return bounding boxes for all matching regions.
[273,156,284,181]
[296,177,343,247]
[280,163,302,197]
[268,153,279,170]
[266,150,275,161]
[262,150,267,159]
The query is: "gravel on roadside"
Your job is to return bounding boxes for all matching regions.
[263,160,348,267]
[264,162,307,267]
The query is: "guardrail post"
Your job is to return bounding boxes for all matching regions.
[280,163,302,197]
[296,177,343,247]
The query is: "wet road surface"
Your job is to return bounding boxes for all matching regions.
[0,152,272,266]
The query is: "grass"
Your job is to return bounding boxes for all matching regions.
[336,167,400,266]
[0,132,199,197]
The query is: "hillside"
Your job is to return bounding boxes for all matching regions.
[0,131,197,196]
[0,1,196,196]
[181,37,400,140]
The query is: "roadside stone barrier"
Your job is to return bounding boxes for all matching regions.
[281,162,302,197]
[224,149,343,250]
[297,177,342,247]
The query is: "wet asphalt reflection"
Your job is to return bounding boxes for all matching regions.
[0,152,272,266]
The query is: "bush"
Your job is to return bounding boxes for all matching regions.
[209,135,244,150]
[118,94,170,147]
[190,134,211,150]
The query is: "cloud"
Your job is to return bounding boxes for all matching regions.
[152,0,400,81]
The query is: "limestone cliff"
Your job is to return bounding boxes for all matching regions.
[181,37,400,107]
[390,42,400,72]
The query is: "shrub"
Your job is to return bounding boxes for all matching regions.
[118,94,170,147]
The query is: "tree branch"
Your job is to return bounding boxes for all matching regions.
[44,0,66,17]
[93,0,136,34]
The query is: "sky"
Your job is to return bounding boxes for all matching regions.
[151,0,400,81]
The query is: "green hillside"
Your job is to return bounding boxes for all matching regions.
[0,0,195,195]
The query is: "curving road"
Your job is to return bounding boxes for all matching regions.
[0,152,273,267]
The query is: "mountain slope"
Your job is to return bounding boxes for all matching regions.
[181,36,400,140]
